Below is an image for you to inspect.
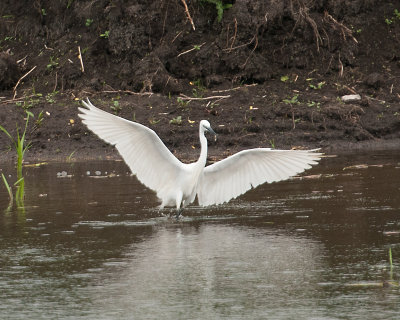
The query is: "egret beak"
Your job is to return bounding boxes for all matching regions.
[207,126,217,141]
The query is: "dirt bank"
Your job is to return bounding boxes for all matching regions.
[0,1,399,163]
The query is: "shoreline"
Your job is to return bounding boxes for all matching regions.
[1,138,399,164]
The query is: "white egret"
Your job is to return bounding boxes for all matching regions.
[78,99,322,217]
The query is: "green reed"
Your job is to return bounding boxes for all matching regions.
[0,110,33,205]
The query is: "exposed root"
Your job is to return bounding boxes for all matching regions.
[240,33,258,69]
[222,34,256,52]
[323,11,358,44]
[225,18,237,53]
[290,0,322,52]
[288,1,358,54]
[305,15,322,52]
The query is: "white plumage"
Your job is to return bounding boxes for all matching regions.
[78,99,322,215]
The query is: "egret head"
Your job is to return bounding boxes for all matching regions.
[200,120,217,139]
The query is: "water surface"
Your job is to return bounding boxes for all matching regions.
[0,152,399,319]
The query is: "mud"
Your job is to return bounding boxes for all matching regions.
[0,0,399,162]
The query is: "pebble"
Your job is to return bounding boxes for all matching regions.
[57,171,68,177]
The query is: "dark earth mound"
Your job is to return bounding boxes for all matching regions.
[0,0,399,163]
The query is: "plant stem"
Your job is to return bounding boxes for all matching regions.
[389,247,393,280]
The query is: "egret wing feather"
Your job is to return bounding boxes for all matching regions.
[197,149,322,206]
[78,100,183,200]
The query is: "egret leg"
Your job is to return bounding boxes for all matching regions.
[175,208,183,220]
[175,192,183,220]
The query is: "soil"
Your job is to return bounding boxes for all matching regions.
[0,0,400,163]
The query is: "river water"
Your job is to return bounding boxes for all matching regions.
[0,152,399,319]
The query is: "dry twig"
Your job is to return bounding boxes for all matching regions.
[343,85,357,95]
[16,55,27,64]
[177,42,206,57]
[102,90,153,96]
[179,94,230,101]
[338,54,344,77]
[212,83,257,93]
[1,94,36,105]
[53,72,58,92]
[13,66,37,99]
[78,46,85,72]
[172,30,183,43]
[181,0,195,31]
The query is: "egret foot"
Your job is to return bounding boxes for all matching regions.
[175,208,183,220]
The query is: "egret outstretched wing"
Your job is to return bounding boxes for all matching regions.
[197,148,322,206]
[78,99,183,199]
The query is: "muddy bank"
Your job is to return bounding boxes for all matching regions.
[0,1,399,162]
[0,86,398,163]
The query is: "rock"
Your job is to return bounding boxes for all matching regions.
[341,94,361,103]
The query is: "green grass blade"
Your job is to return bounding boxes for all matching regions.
[1,173,13,201]
[25,110,34,118]
[0,124,15,143]
[14,177,24,186]
[389,247,393,266]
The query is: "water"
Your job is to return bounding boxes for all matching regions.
[0,152,399,319]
